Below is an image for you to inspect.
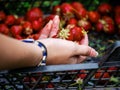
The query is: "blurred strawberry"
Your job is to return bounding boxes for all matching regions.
[78,19,91,31]
[5,15,16,26]
[0,24,9,35]
[60,3,75,20]
[94,70,110,79]
[25,7,43,22]
[70,26,85,41]
[67,18,77,26]
[22,21,33,36]
[15,16,25,25]
[71,1,84,11]
[98,3,112,14]
[52,5,61,16]
[102,16,114,24]
[32,18,43,32]
[95,20,104,32]
[10,25,23,38]
[88,11,100,23]
[74,8,88,20]
[77,70,87,79]
[0,11,6,22]
[103,23,115,34]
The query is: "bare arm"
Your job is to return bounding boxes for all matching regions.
[0,34,42,70]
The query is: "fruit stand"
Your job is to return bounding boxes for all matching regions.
[0,0,120,90]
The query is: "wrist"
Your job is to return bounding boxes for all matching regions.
[22,39,47,66]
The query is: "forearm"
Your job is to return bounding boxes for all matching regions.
[0,34,42,70]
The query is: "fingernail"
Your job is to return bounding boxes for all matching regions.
[90,49,99,57]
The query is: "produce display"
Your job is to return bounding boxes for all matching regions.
[0,1,120,56]
[0,1,120,89]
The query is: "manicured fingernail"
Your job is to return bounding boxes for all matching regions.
[90,49,99,57]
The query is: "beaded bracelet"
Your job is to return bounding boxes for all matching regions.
[22,39,47,66]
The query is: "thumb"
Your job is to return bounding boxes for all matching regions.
[75,45,98,57]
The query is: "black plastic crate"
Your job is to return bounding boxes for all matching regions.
[0,41,120,90]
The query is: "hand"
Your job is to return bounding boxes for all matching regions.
[38,38,98,65]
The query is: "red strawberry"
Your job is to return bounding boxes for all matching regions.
[94,71,110,79]
[52,5,61,15]
[77,70,87,79]
[47,83,54,88]
[95,20,104,32]
[15,16,24,25]
[60,3,75,20]
[0,24,9,35]
[88,11,100,23]
[10,25,23,37]
[67,18,77,26]
[103,23,115,34]
[77,19,91,31]
[71,1,84,11]
[32,18,43,32]
[70,26,85,41]
[25,7,43,22]
[5,15,16,26]
[0,11,6,22]
[98,3,112,14]
[22,21,33,36]
[74,8,88,20]
[102,16,114,24]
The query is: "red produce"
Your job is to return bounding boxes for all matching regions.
[15,16,24,25]
[95,20,104,32]
[94,71,110,79]
[0,24,9,35]
[78,19,91,31]
[70,26,85,41]
[22,21,33,36]
[32,18,43,32]
[98,3,112,14]
[71,1,84,11]
[60,3,75,20]
[10,25,23,37]
[74,8,88,20]
[25,7,43,22]
[88,11,100,23]
[52,5,61,15]
[103,23,115,34]
[102,16,114,24]
[5,15,16,26]
[67,18,77,26]
[0,11,6,22]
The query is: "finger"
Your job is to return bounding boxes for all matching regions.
[49,15,60,37]
[79,34,88,45]
[75,45,98,57]
[39,20,53,39]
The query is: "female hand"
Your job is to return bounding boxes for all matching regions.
[38,38,98,65]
